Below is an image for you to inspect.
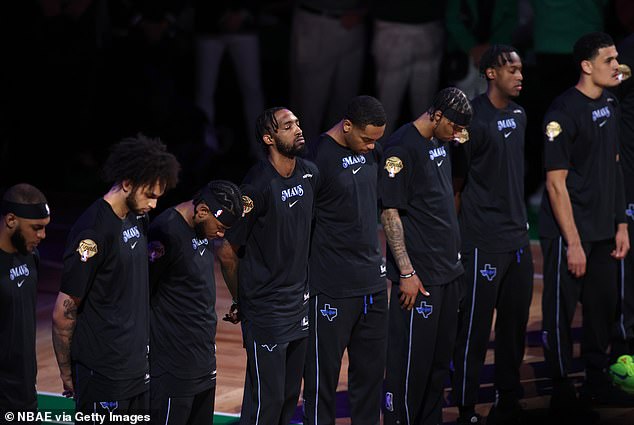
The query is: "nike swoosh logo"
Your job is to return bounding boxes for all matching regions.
[17,279,25,288]
[436,160,443,167]
[599,120,607,127]
[131,241,138,249]
[302,173,313,179]
[504,131,512,138]
[352,167,361,174]
[200,248,206,256]
[289,200,299,208]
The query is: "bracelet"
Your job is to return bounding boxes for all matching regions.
[399,270,416,279]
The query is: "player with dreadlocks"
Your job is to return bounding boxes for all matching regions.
[52,134,180,416]
[218,107,319,425]
[379,87,472,425]
[147,179,243,424]
[450,45,532,425]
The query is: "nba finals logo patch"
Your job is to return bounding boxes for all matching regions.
[384,157,403,178]
[77,239,98,262]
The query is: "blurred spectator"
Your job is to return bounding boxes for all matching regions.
[525,0,608,205]
[194,0,264,160]
[615,0,634,34]
[290,0,368,154]
[445,0,518,99]
[371,0,445,136]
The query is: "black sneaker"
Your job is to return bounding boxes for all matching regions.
[456,413,482,424]
[580,382,634,407]
[549,393,600,425]
[487,398,525,425]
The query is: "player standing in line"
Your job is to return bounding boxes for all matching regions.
[610,34,634,363]
[539,32,631,424]
[148,180,243,424]
[52,135,180,417]
[0,184,50,419]
[451,45,533,425]
[379,87,472,425]
[218,107,319,425]
[302,95,387,425]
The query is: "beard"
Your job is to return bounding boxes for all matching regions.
[194,220,207,239]
[276,138,306,158]
[125,190,143,215]
[11,227,30,255]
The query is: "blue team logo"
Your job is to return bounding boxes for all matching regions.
[261,344,278,352]
[480,264,497,282]
[99,401,118,412]
[122,226,140,243]
[497,118,517,131]
[9,264,30,280]
[626,204,634,220]
[415,301,433,318]
[385,392,394,412]
[191,237,209,250]
[591,106,611,121]
[320,304,338,321]
[428,146,447,161]
[281,184,304,201]
[341,154,366,168]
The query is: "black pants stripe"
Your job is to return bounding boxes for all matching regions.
[150,377,215,425]
[383,278,461,425]
[452,245,533,407]
[613,219,634,356]
[303,290,388,425]
[239,329,306,425]
[541,237,618,390]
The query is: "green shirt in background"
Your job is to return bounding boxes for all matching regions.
[532,0,607,54]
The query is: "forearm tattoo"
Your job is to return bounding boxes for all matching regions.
[381,208,413,273]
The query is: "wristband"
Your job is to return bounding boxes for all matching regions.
[399,270,416,279]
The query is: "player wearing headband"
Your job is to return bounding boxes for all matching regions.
[52,135,180,417]
[148,180,243,425]
[379,87,472,425]
[0,184,50,416]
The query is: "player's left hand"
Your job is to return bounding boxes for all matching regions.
[611,223,630,260]
[223,302,240,324]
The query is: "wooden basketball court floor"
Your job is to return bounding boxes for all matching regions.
[32,222,634,424]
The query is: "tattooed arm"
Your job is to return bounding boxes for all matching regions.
[381,208,430,310]
[216,238,241,323]
[52,292,81,397]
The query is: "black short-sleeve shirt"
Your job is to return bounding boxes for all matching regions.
[226,158,319,343]
[148,208,217,391]
[0,249,39,409]
[61,199,150,383]
[454,95,529,252]
[614,35,634,200]
[539,88,621,241]
[379,123,463,285]
[309,135,385,298]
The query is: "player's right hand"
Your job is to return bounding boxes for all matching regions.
[566,242,586,278]
[222,302,241,324]
[398,275,430,310]
[61,373,74,398]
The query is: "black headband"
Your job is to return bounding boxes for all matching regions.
[197,187,240,227]
[1,200,50,219]
[442,108,471,127]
